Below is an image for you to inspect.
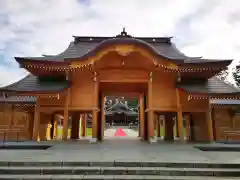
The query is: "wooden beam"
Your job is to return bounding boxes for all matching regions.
[100,79,148,83]
[149,107,178,112]
[18,93,59,98]
[176,88,184,141]
[103,92,141,98]
[182,108,209,112]
[39,106,94,112]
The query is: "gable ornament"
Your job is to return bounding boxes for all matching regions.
[115,45,134,56]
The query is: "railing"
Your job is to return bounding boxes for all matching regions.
[224,130,240,141]
[217,127,240,140]
[0,129,21,144]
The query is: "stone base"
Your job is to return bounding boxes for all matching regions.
[157,137,164,140]
[89,138,97,143]
[149,137,157,144]
[174,137,179,140]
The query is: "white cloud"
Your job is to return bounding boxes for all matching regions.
[0,0,240,85]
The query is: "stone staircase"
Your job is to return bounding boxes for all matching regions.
[0,161,239,179]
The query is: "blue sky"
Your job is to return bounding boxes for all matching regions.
[0,0,240,85]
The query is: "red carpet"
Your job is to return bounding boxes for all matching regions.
[114,128,127,136]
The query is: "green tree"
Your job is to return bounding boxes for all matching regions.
[127,98,138,107]
[216,69,229,81]
[233,66,240,87]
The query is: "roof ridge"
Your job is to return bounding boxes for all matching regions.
[73,35,172,39]
[106,100,134,112]
[105,101,118,111]
[119,101,133,111]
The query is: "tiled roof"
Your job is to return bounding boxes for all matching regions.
[183,58,232,66]
[106,101,134,111]
[15,30,232,66]
[178,76,240,95]
[105,100,138,116]
[0,75,71,93]
[15,38,188,64]
[105,110,138,116]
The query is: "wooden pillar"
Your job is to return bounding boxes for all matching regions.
[53,115,58,140]
[101,94,105,140]
[63,86,70,140]
[147,72,154,139]
[92,72,99,141]
[81,114,87,137]
[46,120,52,140]
[206,100,214,142]
[50,114,54,140]
[6,105,14,140]
[162,117,165,138]
[71,112,80,139]
[185,114,191,140]
[32,98,40,141]
[28,112,34,140]
[80,115,83,137]
[176,88,184,141]
[175,116,179,138]
[157,115,161,138]
[8,105,14,130]
[211,109,216,141]
[139,93,145,139]
[165,113,174,140]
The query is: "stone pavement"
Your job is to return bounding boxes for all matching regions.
[0,140,240,164]
[104,128,138,138]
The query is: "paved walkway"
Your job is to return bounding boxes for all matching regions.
[104,128,138,138]
[0,140,240,163]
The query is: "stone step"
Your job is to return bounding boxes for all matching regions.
[0,175,237,180]
[2,161,240,169]
[0,166,239,177]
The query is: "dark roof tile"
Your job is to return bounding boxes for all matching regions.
[105,101,138,116]
[178,76,240,94]
[15,35,232,67]
[0,75,70,93]
[15,36,190,64]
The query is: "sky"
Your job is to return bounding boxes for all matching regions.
[0,0,240,85]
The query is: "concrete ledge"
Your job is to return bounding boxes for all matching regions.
[0,174,236,180]
[0,144,51,150]
[0,166,239,177]
[195,144,240,152]
[2,161,240,169]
